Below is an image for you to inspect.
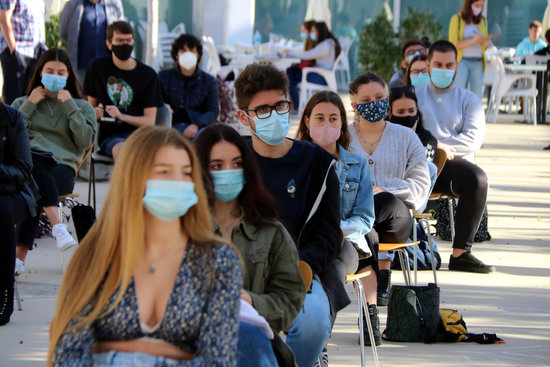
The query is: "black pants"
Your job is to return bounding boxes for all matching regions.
[359,192,413,268]
[17,156,75,249]
[0,193,28,288]
[433,157,488,251]
[0,48,35,105]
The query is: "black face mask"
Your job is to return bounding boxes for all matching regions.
[111,44,133,61]
[389,114,419,129]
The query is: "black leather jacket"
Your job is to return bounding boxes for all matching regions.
[0,103,38,216]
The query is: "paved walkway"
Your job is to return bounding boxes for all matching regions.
[1,115,549,366]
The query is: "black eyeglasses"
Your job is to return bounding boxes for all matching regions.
[390,85,416,95]
[244,100,291,119]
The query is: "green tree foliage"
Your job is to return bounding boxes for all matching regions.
[357,7,400,83]
[358,7,444,84]
[398,7,444,45]
[45,14,66,49]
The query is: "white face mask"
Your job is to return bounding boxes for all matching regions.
[178,51,197,70]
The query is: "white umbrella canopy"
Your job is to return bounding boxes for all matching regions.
[305,0,332,28]
[543,0,550,34]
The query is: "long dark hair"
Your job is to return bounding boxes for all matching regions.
[388,86,426,131]
[459,0,484,24]
[296,91,350,150]
[26,48,83,98]
[194,123,278,225]
[313,21,341,57]
[303,20,316,51]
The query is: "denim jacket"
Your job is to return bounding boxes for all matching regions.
[336,145,375,236]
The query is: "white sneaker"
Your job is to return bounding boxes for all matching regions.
[14,258,25,276]
[52,223,77,251]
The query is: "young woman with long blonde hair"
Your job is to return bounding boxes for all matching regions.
[47,126,242,366]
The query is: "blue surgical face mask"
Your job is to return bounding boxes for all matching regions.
[410,72,431,88]
[310,33,318,42]
[142,180,198,222]
[41,73,67,93]
[356,99,389,122]
[252,113,291,146]
[211,169,246,202]
[300,32,308,41]
[430,68,455,89]
[407,51,421,63]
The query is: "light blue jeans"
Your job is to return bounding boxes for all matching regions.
[286,279,332,367]
[455,57,484,101]
[93,351,182,366]
[237,321,278,367]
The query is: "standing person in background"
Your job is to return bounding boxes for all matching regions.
[515,20,546,57]
[59,0,125,83]
[286,21,341,111]
[449,0,491,100]
[159,34,219,139]
[0,0,45,104]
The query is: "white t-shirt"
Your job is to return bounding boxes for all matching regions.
[462,24,483,58]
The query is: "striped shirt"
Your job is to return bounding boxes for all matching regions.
[0,0,45,58]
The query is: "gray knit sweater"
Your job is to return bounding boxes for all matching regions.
[415,84,485,162]
[349,122,430,211]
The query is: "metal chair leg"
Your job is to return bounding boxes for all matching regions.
[448,198,455,242]
[397,249,412,286]
[14,278,22,311]
[419,218,438,284]
[412,219,418,285]
[355,279,380,367]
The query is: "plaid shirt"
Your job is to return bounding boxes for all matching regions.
[0,0,45,58]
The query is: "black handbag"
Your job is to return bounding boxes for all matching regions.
[270,331,297,367]
[71,203,96,242]
[383,283,440,343]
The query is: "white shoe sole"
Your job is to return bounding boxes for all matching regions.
[57,241,77,252]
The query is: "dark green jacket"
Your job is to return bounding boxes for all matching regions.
[215,217,305,331]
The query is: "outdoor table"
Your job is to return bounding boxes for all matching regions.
[253,55,301,70]
[505,63,549,124]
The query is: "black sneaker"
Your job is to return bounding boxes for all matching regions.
[449,251,495,273]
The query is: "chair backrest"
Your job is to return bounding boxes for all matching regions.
[201,35,221,76]
[525,54,550,66]
[331,52,344,73]
[76,145,94,172]
[432,148,448,179]
[298,260,313,290]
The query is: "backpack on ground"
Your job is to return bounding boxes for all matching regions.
[438,308,505,344]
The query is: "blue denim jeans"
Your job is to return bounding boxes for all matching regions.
[286,279,332,367]
[172,122,204,139]
[455,57,484,100]
[93,351,182,366]
[237,321,278,367]
[417,161,438,213]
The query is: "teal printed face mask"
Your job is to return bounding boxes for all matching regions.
[41,73,67,93]
[211,169,246,202]
[252,113,291,146]
[356,99,389,122]
[430,68,455,89]
[410,72,431,88]
[142,180,198,222]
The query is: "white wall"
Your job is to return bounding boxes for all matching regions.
[193,0,254,46]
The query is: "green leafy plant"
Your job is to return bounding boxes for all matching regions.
[45,13,65,49]
[357,7,444,83]
[357,7,400,82]
[398,7,444,45]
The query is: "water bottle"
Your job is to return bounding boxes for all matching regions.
[253,30,262,56]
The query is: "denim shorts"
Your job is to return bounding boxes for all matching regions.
[99,132,131,158]
[93,351,183,366]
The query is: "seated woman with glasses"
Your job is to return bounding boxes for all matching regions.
[347,72,430,306]
[11,48,96,275]
[406,54,430,88]
[47,126,241,366]
[195,123,305,367]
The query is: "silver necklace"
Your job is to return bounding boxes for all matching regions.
[45,99,58,117]
[355,122,385,148]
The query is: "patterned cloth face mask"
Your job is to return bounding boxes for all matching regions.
[356,99,389,122]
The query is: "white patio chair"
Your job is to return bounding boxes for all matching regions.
[336,37,353,90]
[298,52,344,113]
[486,54,537,124]
[201,36,244,80]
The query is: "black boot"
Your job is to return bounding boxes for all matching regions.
[377,270,391,306]
[0,287,14,326]
[360,304,382,346]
